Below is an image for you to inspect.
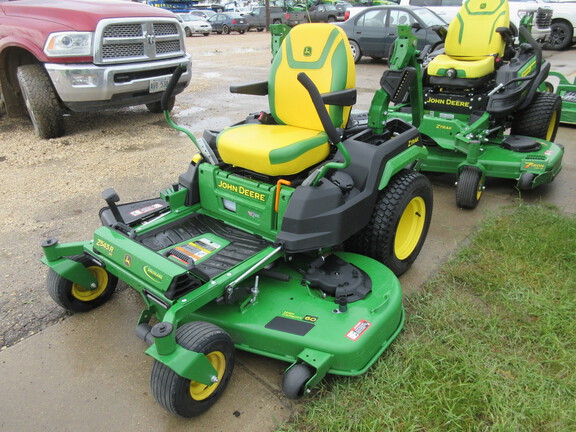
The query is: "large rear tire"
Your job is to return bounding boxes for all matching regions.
[16,64,65,139]
[345,170,433,276]
[511,92,562,141]
[151,322,235,418]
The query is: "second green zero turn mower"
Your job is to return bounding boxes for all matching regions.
[41,24,433,417]
[363,0,565,209]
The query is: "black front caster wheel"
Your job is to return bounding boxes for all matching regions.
[456,166,484,209]
[46,255,117,313]
[282,363,314,400]
[150,322,235,418]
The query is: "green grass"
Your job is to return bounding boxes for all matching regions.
[280,204,576,432]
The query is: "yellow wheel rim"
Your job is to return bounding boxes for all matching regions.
[476,176,484,201]
[189,351,226,401]
[546,111,557,141]
[71,266,108,301]
[394,197,426,261]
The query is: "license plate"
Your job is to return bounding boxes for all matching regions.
[149,76,170,94]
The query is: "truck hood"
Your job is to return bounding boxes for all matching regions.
[1,0,177,31]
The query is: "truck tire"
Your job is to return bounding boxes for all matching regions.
[327,16,336,23]
[16,64,65,139]
[511,92,562,141]
[146,96,175,113]
[545,21,573,51]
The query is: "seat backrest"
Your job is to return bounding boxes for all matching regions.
[445,0,510,60]
[268,23,355,131]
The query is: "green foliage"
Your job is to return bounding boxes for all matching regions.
[280,204,576,432]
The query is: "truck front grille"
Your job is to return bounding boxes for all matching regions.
[534,8,552,29]
[95,18,185,65]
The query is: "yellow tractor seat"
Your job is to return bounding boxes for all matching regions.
[428,0,510,84]
[427,54,496,80]
[217,24,355,177]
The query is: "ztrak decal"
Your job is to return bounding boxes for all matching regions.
[524,161,546,171]
[217,180,267,202]
[346,320,371,341]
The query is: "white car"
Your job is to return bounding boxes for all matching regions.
[397,0,553,45]
[176,13,212,37]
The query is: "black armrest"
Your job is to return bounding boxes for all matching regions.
[230,81,268,95]
[320,88,357,106]
[496,26,514,46]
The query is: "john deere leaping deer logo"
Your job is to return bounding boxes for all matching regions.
[303,46,312,57]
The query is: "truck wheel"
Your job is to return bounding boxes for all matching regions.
[16,64,65,139]
[146,96,175,113]
[456,166,484,209]
[545,21,573,51]
[345,170,433,276]
[327,16,336,23]
[222,24,230,35]
[349,40,361,63]
[151,322,235,418]
[511,92,562,141]
[273,19,282,25]
[46,255,118,313]
[185,27,192,37]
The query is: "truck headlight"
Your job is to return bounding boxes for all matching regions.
[44,32,93,57]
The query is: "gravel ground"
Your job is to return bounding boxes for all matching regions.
[0,32,280,349]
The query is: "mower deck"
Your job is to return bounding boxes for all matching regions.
[186,252,404,376]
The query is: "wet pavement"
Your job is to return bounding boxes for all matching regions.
[0,33,574,432]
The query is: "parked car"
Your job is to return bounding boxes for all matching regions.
[396,0,553,46]
[189,9,216,20]
[207,12,249,34]
[176,13,212,36]
[306,4,346,22]
[337,5,447,63]
[247,6,308,31]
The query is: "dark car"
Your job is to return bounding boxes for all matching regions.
[337,6,446,63]
[207,12,249,34]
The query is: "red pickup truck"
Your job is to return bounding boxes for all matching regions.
[0,0,191,138]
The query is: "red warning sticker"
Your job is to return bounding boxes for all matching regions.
[129,203,164,217]
[345,320,372,341]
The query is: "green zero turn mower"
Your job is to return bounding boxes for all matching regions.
[545,71,576,125]
[365,0,564,209]
[41,24,433,417]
